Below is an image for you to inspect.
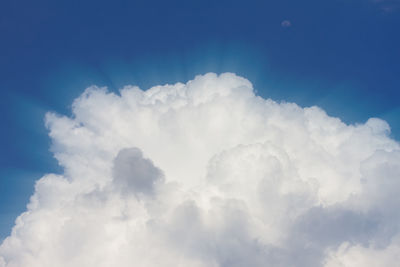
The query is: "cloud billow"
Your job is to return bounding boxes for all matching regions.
[0,73,399,266]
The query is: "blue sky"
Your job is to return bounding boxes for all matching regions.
[0,0,399,240]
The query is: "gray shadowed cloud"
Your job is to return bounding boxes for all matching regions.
[112,147,164,197]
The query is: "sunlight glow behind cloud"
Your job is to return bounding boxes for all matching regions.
[1,73,399,267]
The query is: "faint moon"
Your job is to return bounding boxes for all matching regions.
[281,20,292,28]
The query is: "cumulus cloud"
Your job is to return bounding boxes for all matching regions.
[1,73,399,266]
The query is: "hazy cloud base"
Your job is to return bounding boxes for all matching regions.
[1,73,399,266]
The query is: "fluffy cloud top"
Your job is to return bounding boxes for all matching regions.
[1,73,399,267]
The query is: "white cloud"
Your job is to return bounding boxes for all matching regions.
[1,73,399,266]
